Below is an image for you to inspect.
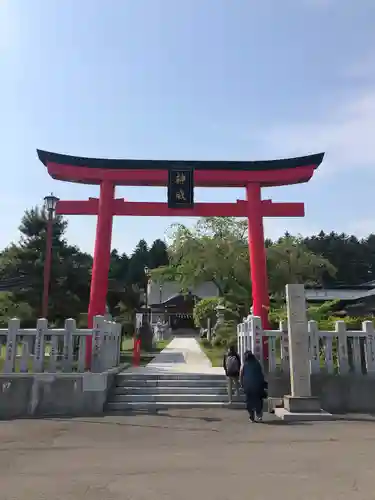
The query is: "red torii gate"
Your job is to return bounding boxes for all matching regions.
[37,150,324,368]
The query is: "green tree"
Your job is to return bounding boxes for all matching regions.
[193,296,239,329]
[268,299,340,328]
[193,297,221,328]
[0,207,92,323]
[267,235,336,299]
[148,239,169,269]
[109,249,129,282]
[154,219,339,317]
[0,292,33,327]
[107,250,132,315]
[153,218,251,316]
[304,231,372,286]
[126,239,149,288]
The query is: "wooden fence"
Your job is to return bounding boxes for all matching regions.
[0,315,121,374]
[237,316,375,375]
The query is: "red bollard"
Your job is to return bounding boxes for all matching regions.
[136,339,141,366]
[133,337,141,367]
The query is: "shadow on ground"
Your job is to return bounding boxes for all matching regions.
[148,352,186,364]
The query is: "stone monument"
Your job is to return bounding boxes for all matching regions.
[275,284,333,421]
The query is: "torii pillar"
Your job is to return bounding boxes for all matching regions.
[86,181,115,365]
[246,183,270,330]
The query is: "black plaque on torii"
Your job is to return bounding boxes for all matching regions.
[167,167,194,209]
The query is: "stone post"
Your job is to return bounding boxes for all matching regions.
[3,318,19,373]
[215,304,225,327]
[33,318,47,373]
[91,315,105,373]
[207,318,211,342]
[286,284,311,398]
[278,284,328,418]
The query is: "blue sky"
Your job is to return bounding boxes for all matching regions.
[1,0,375,255]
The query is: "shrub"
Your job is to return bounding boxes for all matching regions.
[214,320,237,348]
[268,306,287,328]
[200,338,211,348]
[193,297,239,330]
[193,297,221,328]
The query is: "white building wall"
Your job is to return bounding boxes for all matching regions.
[148,280,219,305]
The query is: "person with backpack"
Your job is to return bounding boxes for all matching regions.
[223,345,241,404]
[240,350,267,422]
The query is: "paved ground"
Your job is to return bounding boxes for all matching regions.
[1,410,375,499]
[123,336,225,375]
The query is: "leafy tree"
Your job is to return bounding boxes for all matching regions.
[153,218,252,316]
[267,235,336,298]
[193,297,221,328]
[193,297,239,329]
[0,292,33,327]
[0,207,92,323]
[153,218,338,318]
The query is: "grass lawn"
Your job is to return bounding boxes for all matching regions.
[0,344,58,373]
[200,341,225,367]
[0,350,80,373]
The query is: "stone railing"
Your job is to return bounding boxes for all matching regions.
[237,315,375,375]
[1,315,121,374]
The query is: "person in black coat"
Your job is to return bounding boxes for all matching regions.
[240,350,267,422]
[223,345,241,403]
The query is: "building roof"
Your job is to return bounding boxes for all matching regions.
[305,287,375,302]
[147,280,375,308]
[306,280,375,291]
[148,280,219,306]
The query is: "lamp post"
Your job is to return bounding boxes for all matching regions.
[144,266,150,323]
[42,193,59,318]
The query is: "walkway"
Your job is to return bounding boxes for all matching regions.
[123,337,224,375]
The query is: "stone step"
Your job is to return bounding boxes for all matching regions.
[112,386,240,395]
[116,373,226,382]
[106,401,246,411]
[115,378,227,388]
[108,394,246,403]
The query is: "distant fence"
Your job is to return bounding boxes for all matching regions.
[237,316,375,375]
[1,315,121,374]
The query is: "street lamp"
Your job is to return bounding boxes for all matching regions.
[144,266,150,322]
[42,193,59,318]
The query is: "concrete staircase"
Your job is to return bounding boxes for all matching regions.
[106,372,245,411]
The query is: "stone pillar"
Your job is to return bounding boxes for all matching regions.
[207,318,211,342]
[286,284,311,398]
[275,284,332,420]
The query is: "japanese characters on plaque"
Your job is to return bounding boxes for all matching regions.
[168,167,194,208]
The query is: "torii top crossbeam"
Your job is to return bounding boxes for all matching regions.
[37,150,323,187]
[37,149,324,368]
